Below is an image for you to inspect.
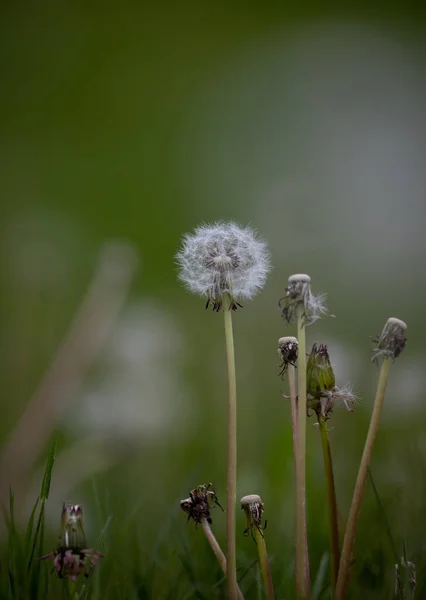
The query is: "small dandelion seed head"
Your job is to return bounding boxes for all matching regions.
[277,336,298,377]
[371,317,407,365]
[279,273,327,326]
[176,222,271,311]
[241,494,264,538]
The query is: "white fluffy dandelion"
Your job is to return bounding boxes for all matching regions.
[176,222,271,310]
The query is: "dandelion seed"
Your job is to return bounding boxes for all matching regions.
[371,317,407,365]
[176,222,271,311]
[280,274,327,326]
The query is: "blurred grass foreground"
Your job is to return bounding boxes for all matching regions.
[1,1,426,598]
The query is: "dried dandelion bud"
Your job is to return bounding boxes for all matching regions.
[180,483,223,526]
[278,336,298,377]
[176,222,271,311]
[372,317,407,365]
[240,494,265,538]
[39,503,102,581]
[279,273,327,326]
[306,343,356,419]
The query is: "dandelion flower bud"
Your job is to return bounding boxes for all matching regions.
[307,343,357,419]
[278,336,298,377]
[39,503,102,581]
[180,483,223,526]
[176,222,271,311]
[371,317,407,364]
[241,494,265,537]
[280,273,327,326]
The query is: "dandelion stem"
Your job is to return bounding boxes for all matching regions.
[223,293,238,600]
[254,527,275,600]
[201,518,245,600]
[288,364,311,593]
[336,357,392,600]
[296,306,309,599]
[288,364,298,475]
[318,417,340,596]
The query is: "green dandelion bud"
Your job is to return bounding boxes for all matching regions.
[306,343,356,419]
[60,504,87,548]
[306,343,335,396]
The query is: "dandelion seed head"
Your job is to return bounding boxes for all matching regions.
[176,222,271,309]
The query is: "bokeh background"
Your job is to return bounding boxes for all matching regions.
[1,1,425,598]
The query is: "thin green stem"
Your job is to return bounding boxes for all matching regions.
[223,294,238,600]
[288,364,310,595]
[288,365,298,475]
[201,518,245,600]
[336,357,392,600]
[296,307,308,599]
[318,417,340,596]
[254,528,275,600]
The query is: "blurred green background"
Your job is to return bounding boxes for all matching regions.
[1,1,425,598]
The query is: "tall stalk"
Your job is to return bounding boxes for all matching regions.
[223,293,238,600]
[200,518,245,600]
[318,417,340,596]
[336,358,391,599]
[288,362,310,594]
[296,306,308,599]
[254,526,275,600]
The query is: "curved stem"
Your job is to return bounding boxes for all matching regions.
[318,418,340,597]
[201,519,245,600]
[223,294,238,600]
[296,307,309,599]
[336,357,392,600]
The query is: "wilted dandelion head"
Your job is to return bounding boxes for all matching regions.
[371,317,407,365]
[240,494,265,538]
[176,222,271,311]
[180,483,223,526]
[277,336,298,377]
[280,273,327,326]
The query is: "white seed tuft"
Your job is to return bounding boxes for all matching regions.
[176,222,271,306]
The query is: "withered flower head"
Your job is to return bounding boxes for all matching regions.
[306,343,357,419]
[180,483,223,526]
[240,494,265,539]
[176,222,271,311]
[277,336,298,377]
[279,274,327,326]
[39,503,103,581]
[372,317,407,365]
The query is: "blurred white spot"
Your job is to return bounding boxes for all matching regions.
[72,300,192,440]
